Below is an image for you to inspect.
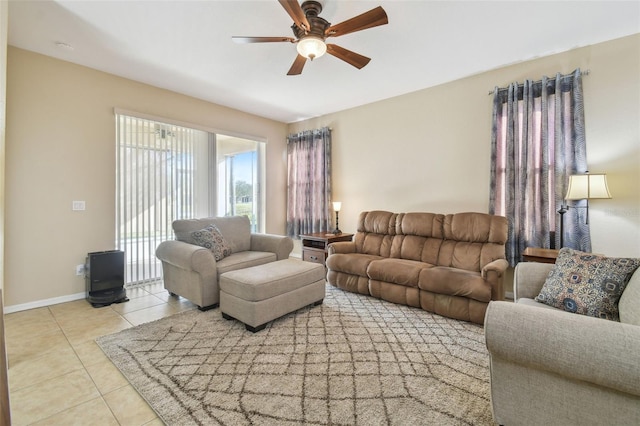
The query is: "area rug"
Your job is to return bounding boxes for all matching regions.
[96,284,492,425]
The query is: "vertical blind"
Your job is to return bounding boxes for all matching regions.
[116,114,199,284]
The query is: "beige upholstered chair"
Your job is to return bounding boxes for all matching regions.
[485,262,640,425]
[156,216,293,310]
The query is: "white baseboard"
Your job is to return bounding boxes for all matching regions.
[3,284,514,314]
[4,292,86,314]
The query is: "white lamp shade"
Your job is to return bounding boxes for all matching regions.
[332,201,342,212]
[565,173,612,200]
[296,36,327,60]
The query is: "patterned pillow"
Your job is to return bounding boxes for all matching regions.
[535,248,640,321]
[191,225,232,261]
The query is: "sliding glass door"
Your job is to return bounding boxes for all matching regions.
[216,135,261,233]
[116,113,263,285]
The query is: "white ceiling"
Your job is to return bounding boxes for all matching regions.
[8,1,640,124]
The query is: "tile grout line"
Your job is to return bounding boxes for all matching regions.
[8,283,168,425]
[7,280,202,425]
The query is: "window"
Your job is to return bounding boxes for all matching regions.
[286,127,333,237]
[116,113,263,285]
[489,69,590,265]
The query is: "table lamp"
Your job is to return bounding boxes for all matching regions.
[332,201,342,234]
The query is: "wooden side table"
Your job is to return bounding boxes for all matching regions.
[522,247,560,264]
[300,232,354,267]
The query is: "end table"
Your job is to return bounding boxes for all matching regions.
[300,232,354,267]
[522,247,560,264]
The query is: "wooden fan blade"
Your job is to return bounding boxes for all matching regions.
[232,36,296,44]
[287,54,307,75]
[325,6,388,38]
[279,0,310,31]
[326,44,371,69]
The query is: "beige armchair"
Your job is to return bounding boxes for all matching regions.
[156,216,293,310]
[485,262,640,425]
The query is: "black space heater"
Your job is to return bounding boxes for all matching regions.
[85,250,129,307]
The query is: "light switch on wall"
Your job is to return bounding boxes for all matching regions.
[72,201,86,211]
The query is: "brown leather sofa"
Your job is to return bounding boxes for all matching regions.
[326,211,508,324]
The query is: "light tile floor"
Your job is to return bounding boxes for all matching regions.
[5,281,196,425]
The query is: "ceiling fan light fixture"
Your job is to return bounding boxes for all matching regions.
[296,36,326,61]
[232,1,388,75]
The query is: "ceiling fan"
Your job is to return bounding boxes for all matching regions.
[232,0,388,75]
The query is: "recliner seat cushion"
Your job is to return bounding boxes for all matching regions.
[418,267,491,302]
[366,258,433,287]
[325,253,383,277]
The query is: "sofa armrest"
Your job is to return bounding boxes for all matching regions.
[513,262,554,301]
[485,301,640,397]
[250,233,294,260]
[328,241,357,255]
[156,240,216,274]
[481,258,509,301]
[481,259,509,278]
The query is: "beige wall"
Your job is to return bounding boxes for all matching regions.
[5,35,640,308]
[289,34,640,260]
[5,47,288,308]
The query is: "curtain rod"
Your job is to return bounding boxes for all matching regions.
[487,69,590,96]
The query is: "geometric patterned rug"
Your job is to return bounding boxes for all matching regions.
[96,284,493,425]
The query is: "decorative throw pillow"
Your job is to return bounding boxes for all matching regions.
[191,225,232,261]
[535,248,640,321]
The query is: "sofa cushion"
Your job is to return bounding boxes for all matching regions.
[191,225,232,261]
[437,241,483,272]
[516,297,560,310]
[440,213,508,272]
[173,216,251,252]
[216,251,277,277]
[535,248,640,321]
[325,252,383,277]
[418,266,492,302]
[619,269,640,326]
[366,258,433,288]
[353,211,398,257]
[360,210,398,235]
[391,213,445,263]
[443,212,508,244]
[396,212,445,239]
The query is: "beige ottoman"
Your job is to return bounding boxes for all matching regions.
[219,259,326,332]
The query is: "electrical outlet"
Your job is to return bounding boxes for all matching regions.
[76,264,85,276]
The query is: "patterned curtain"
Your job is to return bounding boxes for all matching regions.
[286,127,332,238]
[489,69,590,266]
